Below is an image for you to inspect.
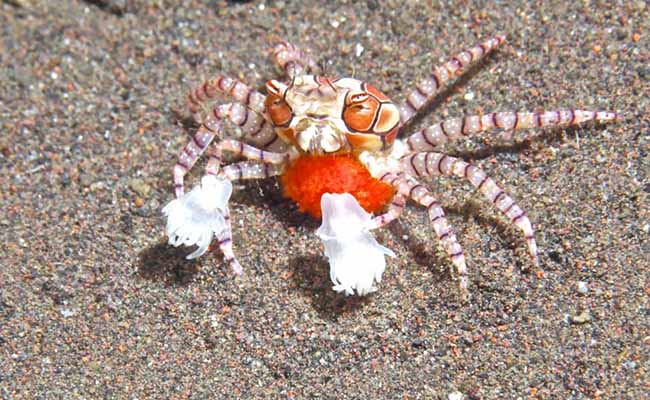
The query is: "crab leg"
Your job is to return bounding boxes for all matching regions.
[217,102,288,152]
[405,109,619,152]
[407,177,469,298]
[187,77,286,157]
[381,172,470,297]
[187,74,266,120]
[369,172,408,229]
[271,41,319,79]
[204,161,286,274]
[173,104,232,197]
[213,207,242,275]
[399,35,505,125]
[191,84,288,153]
[401,152,538,263]
[215,160,286,181]
[216,138,293,163]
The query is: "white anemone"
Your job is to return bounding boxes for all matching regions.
[162,175,232,259]
[316,193,395,296]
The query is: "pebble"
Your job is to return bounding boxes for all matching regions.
[60,308,75,318]
[448,391,464,400]
[79,173,92,187]
[577,281,589,294]
[570,311,592,325]
[129,178,152,197]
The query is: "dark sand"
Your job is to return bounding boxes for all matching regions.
[1,1,648,398]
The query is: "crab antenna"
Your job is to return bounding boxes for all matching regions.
[325,78,337,92]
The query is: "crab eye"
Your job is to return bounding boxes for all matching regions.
[343,92,380,132]
[347,92,370,105]
[265,93,293,127]
[342,84,401,150]
[265,79,286,96]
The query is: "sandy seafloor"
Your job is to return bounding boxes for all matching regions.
[1,0,648,398]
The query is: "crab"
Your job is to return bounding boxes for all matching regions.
[163,36,618,298]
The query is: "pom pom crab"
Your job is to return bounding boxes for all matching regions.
[163,37,618,298]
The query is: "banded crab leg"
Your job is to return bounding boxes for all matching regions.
[386,172,471,298]
[399,35,506,126]
[173,104,231,198]
[174,100,292,198]
[218,102,288,152]
[271,41,319,79]
[187,74,266,121]
[205,160,286,275]
[369,172,408,229]
[401,152,538,264]
[188,75,288,152]
[204,138,295,176]
[405,109,619,152]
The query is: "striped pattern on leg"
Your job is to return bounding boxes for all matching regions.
[405,109,620,152]
[187,74,266,121]
[209,102,287,153]
[217,161,285,181]
[204,144,223,177]
[370,172,408,229]
[215,138,293,165]
[401,152,538,263]
[214,207,242,275]
[385,172,469,296]
[271,41,319,79]
[399,35,505,125]
[173,107,226,198]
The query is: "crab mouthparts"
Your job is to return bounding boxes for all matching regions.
[296,122,345,154]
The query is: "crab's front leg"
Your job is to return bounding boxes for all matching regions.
[402,152,538,264]
[166,135,293,274]
[211,160,287,274]
[399,35,505,125]
[206,140,293,267]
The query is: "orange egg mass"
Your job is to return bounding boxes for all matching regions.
[280,154,395,219]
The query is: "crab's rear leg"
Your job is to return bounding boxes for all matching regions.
[399,35,505,126]
[402,152,538,264]
[271,41,319,79]
[405,109,619,152]
[187,74,267,120]
[369,173,408,229]
[381,172,470,298]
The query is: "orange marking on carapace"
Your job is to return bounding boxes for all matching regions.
[374,104,400,133]
[365,83,390,102]
[280,155,394,219]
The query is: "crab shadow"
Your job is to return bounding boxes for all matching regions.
[386,198,528,280]
[454,124,595,161]
[232,177,319,229]
[137,240,203,287]
[288,254,372,321]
